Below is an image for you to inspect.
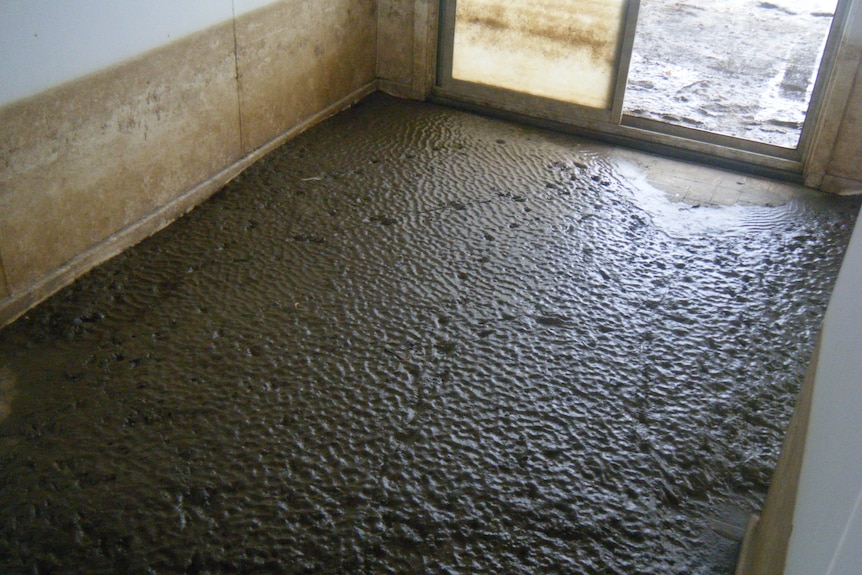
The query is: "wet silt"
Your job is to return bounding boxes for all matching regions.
[0,94,859,574]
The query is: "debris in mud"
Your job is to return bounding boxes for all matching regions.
[291,233,326,243]
[370,215,399,226]
[758,2,797,15]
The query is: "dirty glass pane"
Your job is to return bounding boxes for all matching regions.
[452,0,628,110]
[624,0,839,148]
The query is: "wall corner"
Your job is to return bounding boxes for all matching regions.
[378,0,438,100]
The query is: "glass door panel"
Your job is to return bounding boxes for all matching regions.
[623,0,840,149]
[451,0,630,110]
[436,0,851,171]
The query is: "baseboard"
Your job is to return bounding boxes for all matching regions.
[379,78,423,101]
[0,81,377,330]
[734,514,761,575]
[820,174,862,195]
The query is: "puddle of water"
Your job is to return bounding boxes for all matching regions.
[613,157,832,239]
[0,94,858,574]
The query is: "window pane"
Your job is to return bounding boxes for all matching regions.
[624,0,838,148]
[452,0,628,109]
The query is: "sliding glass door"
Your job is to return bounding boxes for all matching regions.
[436,0,851,171]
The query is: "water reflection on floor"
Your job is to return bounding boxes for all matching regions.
[0,94,859,574]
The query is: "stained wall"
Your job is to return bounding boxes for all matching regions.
[0,0,377,326]
[377,0,438,99]
[806,0,862,194]
[824,62,862,189]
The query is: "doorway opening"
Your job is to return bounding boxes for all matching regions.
[435,0,849,174]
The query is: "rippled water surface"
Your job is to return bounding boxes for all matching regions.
[1,94,859,574]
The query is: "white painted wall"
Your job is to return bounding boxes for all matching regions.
[785,213,862,575]
[0,0,279,107]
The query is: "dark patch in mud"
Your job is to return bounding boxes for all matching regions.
[0,94,859,574]
[758,1,796,14]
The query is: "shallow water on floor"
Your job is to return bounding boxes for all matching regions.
[1,95,859,574]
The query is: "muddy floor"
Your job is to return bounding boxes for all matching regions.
[626,0,837,148]
[0,94,859,574]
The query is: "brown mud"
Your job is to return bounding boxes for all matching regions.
[0,94,859,574]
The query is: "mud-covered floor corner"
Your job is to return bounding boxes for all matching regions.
[1,94,859,574]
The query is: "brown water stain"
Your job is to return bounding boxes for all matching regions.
[457,0,621,63]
